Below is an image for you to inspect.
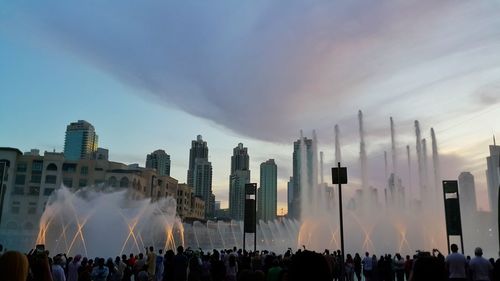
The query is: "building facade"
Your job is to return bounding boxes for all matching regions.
[0,147,204,251]
[229,143,250,220]
[458,172,477,215]
[64,120,98,160]
[258,159,277,222]
[486,142,500,216]
[290,138,314,219]
[146,149,171,176]
[186,135,213,218]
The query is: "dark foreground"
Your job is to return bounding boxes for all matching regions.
[1,244,500,281]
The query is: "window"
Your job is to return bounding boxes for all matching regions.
[16,163,27,173]
[119,177,129,188]
[62,163,77,173]
[46,163,58,171]
[30,175,41,183]
[80,166,89,175]
[15,174,26,185]
[79,179,87,187]
[28,186,40,196]
[11,207,20,214]
[13,186,24,195]
[32,160,43,172]
[28,207,37,214]
[45,175,57,184]
[63,178,73,187]
[94,167,103,171]
[43,188,55,196]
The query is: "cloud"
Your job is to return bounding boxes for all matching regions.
[6,0,500,143]
[476,82,500,105]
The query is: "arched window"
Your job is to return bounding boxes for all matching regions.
[119,177,129,188]
[108,176,117,187]
[46,163,58,171]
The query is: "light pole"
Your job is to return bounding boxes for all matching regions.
[332,162,347,281]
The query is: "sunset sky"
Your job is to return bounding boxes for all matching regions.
[1,1,500,212]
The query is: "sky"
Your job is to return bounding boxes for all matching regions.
[1,0,500,212]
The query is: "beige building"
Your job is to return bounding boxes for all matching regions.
[0,147,205,251]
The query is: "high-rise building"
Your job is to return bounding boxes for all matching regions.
[258,159,277,222]
[229,143,250,220]
[186,135,213,218]
[146,149,171,176]
[193,158,213,217]
[458,172,477,215]
[486,140,500,214]
[290,138,314,219]
[63,120,98,160]
[187,135,209,188]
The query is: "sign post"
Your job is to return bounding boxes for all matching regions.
[442,180,464,254]
[332,162,347,281]
[243,183,257,252]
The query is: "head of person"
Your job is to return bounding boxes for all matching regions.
[121,255,127,261]
[177,246,184,254]
[474,247,483,257]
[149,246,154,252]
[159,249,163,255]
[138,253,144,259]
[365,252,369,257]
[289,251,331,281]
[450,244,459,253]
[0,251,29,281]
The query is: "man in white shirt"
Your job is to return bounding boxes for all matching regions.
[362,252,373,281]
[446,244,467,281]
[469,247,493,281]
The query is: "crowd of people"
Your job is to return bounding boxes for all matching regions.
[2,243,500,281]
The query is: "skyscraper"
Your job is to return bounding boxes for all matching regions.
[486,139,500,215]
[187,135,209,187]
[258,159,277,222]
[146,149,171,176]
[187,135,213,218]
[229,143,250,220]
[290,138,314,219]
[458,172,477,215]
[63,120,98,160]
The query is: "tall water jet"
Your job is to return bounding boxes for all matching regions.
[406,145,412,203]
[358,110,368,189]
[414,121,424,199]
[384,151,388,181]
[390,117,397,174]
[430,128,441,200]
[320,151,324,184]
[422,138,429,192]
[335,124,342,164]
[311,130,320,214]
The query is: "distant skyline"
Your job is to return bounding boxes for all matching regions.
[1,1,500,212]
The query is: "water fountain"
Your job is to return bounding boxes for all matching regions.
[36,111,491,257]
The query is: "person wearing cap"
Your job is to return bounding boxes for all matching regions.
[469,247,493,281]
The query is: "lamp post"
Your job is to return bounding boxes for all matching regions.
[332,162,347,281]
